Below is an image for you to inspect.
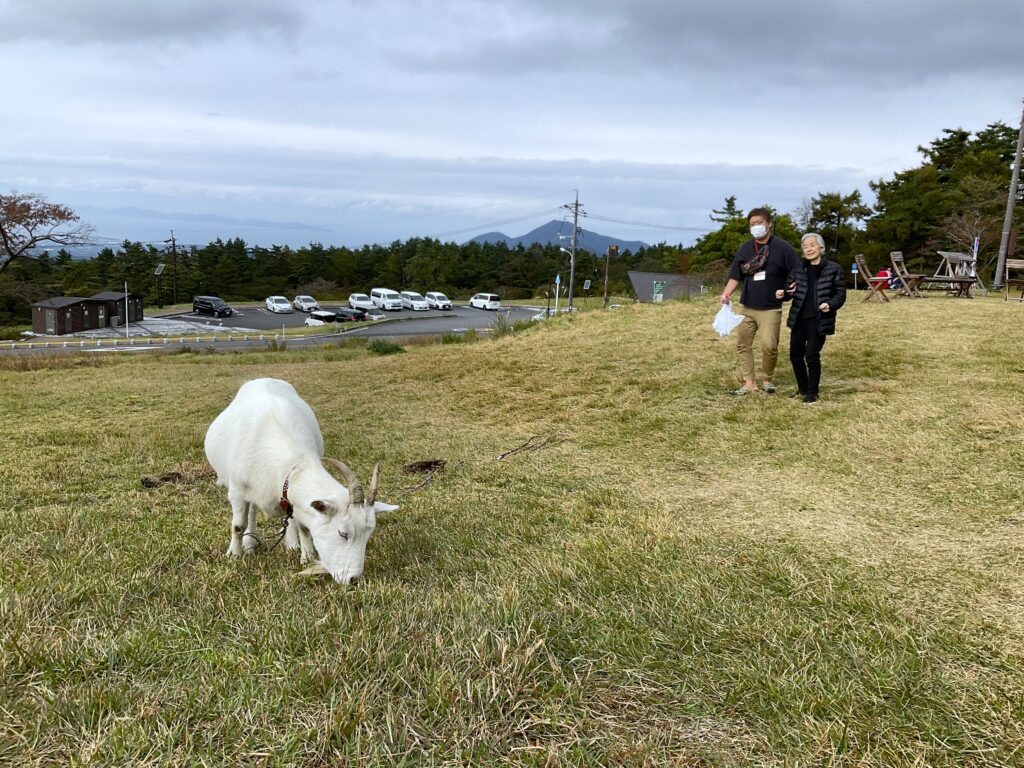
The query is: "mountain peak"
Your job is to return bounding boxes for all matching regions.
[468,220,647,253]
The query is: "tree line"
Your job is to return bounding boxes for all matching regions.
[0,235,681,325]
[2,121,1021,327]
[689,121,1022,281]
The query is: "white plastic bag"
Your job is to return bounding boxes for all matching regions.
[712,302,744,337]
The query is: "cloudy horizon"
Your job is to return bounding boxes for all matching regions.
[2,0,1022,248]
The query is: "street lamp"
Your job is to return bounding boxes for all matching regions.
[154,263,165,308]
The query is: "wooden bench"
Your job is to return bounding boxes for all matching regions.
[1006,258,1024,302]
[916,274,978,297]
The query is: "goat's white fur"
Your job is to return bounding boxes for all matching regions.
[205,378,396,584]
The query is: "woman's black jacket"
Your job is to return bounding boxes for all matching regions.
[785,259,847,336]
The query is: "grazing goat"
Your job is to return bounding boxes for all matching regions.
[204,378,397,584]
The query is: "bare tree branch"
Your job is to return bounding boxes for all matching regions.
[0,192,94,277]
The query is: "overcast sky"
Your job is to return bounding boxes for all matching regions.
[2,0,1022,248]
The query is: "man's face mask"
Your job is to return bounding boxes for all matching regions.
[750,223,768,239]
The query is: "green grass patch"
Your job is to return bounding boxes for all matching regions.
[367,338,405,356]
[1,294,1023,765]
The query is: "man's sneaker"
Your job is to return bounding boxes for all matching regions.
[732,386,756,396]
[762,382,777,394]
[803,394,819,404]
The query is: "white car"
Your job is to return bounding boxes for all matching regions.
[293,295,319,312]
[425,291,452,310]
[348,293,374,311]
[399,291,429,311]
[304,309,338,326]
[469,293,501,310]
[370,287,403,311]
[266,295,293,313]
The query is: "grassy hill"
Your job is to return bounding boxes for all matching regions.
[2,296,1022,766]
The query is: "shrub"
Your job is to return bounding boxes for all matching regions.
[367,339,405,356]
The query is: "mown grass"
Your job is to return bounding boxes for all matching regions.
[1,294,1023,767]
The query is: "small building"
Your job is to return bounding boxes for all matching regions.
[31,290,144,336]
[628,271,704,303]
[90,291,144,324]
[31,297,107,335]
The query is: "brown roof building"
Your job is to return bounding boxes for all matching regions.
[31,291,143,336]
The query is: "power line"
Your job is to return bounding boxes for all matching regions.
[582,212,707,232]
[429,207,563,240]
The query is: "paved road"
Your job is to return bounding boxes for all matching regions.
[166,304,540,335]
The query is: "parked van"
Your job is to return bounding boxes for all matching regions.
[193,295,234,317]
[370,288,403,310]
[399,291,429,311]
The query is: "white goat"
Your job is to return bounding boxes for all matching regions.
[204,378,397,584]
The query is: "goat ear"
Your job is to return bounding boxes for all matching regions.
[373,501,399,513]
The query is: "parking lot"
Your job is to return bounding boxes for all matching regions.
[165,303,542,336]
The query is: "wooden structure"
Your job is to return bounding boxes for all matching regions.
[854,254,890,303]
[890,252,976,298]
[31,297,108,335]
[1005,258,1024,301]
[90,291,144,323]
[31,290,144,336]
[889,252,924,298]
[930,251,979,297]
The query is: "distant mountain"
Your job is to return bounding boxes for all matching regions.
[468,220,648,254]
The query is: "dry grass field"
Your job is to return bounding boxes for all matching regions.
[1,294,1022,766]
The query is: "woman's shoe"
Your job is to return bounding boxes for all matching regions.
[802,394,819,404]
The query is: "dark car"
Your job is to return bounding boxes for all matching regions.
[193,295,234,317]
[335,307,367,322]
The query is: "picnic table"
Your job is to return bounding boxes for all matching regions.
[932,251,980,298]
[890,251,976,299]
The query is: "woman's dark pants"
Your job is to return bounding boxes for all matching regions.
[790,317,827,397]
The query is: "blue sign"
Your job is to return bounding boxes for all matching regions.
[555,274,561,285]
[851,263,858,273]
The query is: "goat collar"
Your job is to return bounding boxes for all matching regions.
[278,464,298,517]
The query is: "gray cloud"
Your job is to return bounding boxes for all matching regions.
[2,136,870,246]
[0,0,309,45]
[394,0,1024,86]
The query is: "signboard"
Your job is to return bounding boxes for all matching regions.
[554,274,561,286]
[851,263,858,273]
[582,279,591,291]
[652,280,665,302]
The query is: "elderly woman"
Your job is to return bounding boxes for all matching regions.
[775,233,846,403]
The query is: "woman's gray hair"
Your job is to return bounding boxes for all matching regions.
[801,232,826,251]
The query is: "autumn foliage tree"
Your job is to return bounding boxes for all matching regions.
[0,192,93,277]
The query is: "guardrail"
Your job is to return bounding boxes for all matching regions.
[0,333,296,351]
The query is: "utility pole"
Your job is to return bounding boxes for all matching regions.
[561,191,583,310]
[603,244,617,308]
[995,99,1024,289]
[164,230,178,305]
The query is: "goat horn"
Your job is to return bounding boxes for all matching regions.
[323,458,363,505]
[367,463,380,506]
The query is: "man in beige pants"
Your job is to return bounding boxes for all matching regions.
[720,208,799,395]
